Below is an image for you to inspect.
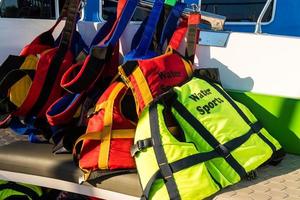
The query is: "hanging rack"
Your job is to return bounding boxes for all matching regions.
[108,0,226,31]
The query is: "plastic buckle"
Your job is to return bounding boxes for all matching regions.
[246,170,257,181]
[130,140,147,157]
[215,144,230,158]
[86,107,96,118]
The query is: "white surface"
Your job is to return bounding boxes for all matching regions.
[0,18,64,64]
[0,19,299,99]
[195,32,300,99]
[0,170,139,200]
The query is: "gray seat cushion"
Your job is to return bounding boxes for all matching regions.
[0,141,142,197]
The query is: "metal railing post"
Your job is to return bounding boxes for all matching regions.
[255,0,273,34]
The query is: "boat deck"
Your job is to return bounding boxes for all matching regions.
[0,130,299,200]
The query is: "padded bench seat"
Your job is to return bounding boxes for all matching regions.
[0,130,300,200]
[0,140,142,199]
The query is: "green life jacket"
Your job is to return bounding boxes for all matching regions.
[133,71,284,200]
[0,180,43,200]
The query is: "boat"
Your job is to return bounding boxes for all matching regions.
[0,0,299,199]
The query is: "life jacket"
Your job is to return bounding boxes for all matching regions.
[0,180,43,200]
[71,0,185,181]
[0,0,72,126]
[118,12,201,115]
[46,0,139,153]
[0,0,84,141]
[73,81,137,182]
[133,70,285,200]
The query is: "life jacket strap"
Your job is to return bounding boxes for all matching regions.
[172,99,248,178]
[204,78,284,164]
[149,104,181,200]
[185,12,201,64]
[130,138,153,157]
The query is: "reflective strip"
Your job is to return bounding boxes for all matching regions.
[99,82,125,169]
[132,67,153,108]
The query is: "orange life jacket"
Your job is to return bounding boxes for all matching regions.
[118,13,201,115]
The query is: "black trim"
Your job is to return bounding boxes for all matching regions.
[0,182,40,200]
[121,61,139,76]
[149,104,181,200]
[172,99,247,178]
[64,46,109,93]
[0,55,26,80]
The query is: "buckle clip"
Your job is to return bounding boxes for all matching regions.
[130,139,153,157]
[246,170,257,181]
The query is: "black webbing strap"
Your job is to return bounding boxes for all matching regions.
[131,138,153,157]
[205,80,279,158]
[28,0,81,116]
[148,104,181,200]
[120,60,139,77]
[0,55,25,80]
[172,99,248,178]
[0,182,40,200]
[142,121,263,197]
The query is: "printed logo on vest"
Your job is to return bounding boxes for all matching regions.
[188,89,225,115]
[158,71,181,80]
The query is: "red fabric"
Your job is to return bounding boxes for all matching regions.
[109,138,135,169]
[15,48,74,117]
[46,93,85,126]
[168,19,188,50]
[60,62,84,90]
[188,13,201,25]
[131,53,191,113]
[79,82,136,171]
[19,32,53,56]
[80,140,101,170]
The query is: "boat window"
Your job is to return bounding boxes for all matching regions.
[0,0,66,19]
[102,0,149,21]
[102,0,274,23]
[200,0,273,22]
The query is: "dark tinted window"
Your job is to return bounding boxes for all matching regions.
[102,0,273,22]
[200,0,273,22]
[0,0,66,19]
[102,0,149,21]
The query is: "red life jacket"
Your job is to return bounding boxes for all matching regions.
[118,13,201,115]
[74,81,137,182]
[46,0,138,152]
[0,0,79,127]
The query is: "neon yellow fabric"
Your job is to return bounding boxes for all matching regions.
[134,76,282,199]
[10,55,38,107]
[135,105,220,200]
[0,180,42,200]
[172,77,282,187]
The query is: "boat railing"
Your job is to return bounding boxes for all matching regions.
[255,0,273,34]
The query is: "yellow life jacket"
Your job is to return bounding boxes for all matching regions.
[133,71,284,199]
